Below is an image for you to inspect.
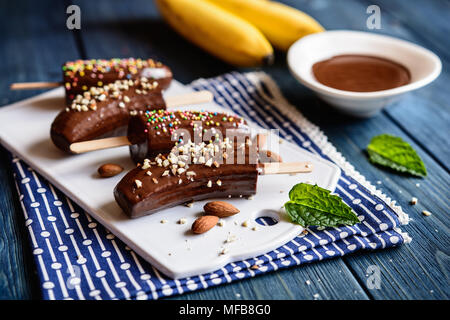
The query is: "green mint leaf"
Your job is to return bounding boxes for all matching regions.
[367,134,427,177]
[284,183,359,228]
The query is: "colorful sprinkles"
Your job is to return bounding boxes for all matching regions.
[141,110,245,137]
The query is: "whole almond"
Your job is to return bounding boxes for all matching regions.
[204,201,240,218]
[192,215,219,234]
[98,163,123,178]
[259,150,282,163]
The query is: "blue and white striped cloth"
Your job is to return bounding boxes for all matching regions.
[10,72,410,300]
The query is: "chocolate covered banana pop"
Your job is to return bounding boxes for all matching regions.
[114,140,313,219]
[114,140,258,218]
[51,77,165,152]
[63,58,172,100]
[127,110,250,163]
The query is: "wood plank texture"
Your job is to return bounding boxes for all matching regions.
[0,0,448,300]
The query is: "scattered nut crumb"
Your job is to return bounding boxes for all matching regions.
[299,229,308,237]
[134,179,142,188]
[250,265,259,270]
[185,201,194,208]
[141,159,151,170]
[186,171,196,177]
[422,210,432,216]
[242,220,249,227]
[252,226,258,231]
[160,219,168,224]
[305,280,311,285]
[178,218,187,224]
[219,248,228,255]
[152,178,159,184]
[247,195,254,200]
[410,197,418,205]
[218,220,225,227]
[416,183,421,187]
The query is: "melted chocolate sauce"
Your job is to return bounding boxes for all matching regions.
[312,54,410,92]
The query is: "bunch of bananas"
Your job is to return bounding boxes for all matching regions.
[155,0,324,66]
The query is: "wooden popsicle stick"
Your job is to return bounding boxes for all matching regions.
[70,136,131,154]
[165,90,213,107]
[259,162,313,175]
[10,81,62,90]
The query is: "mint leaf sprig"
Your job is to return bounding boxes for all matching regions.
[367,134,427,177]
[284,183,359,228]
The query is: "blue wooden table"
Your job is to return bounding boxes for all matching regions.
[0,0,448,300]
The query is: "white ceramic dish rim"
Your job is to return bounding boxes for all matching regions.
[287,30,442,100]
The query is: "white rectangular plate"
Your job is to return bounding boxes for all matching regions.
[0,81,341,279]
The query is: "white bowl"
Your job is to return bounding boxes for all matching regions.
[287,30,441,117]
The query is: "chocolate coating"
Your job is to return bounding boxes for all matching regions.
[114,152,258,219]
[51,87,166,152]
[63,58,172,101]
[127,110,250,163]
